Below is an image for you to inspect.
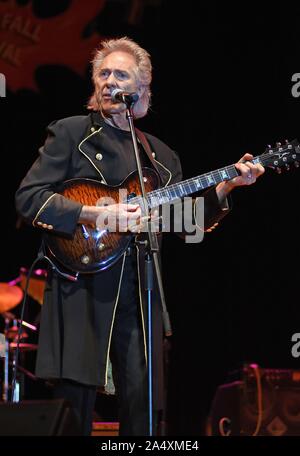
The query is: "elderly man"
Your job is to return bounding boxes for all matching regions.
[15,37,264,436]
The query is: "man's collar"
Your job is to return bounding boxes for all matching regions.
[90,110,103,127]
[90,110,130,132]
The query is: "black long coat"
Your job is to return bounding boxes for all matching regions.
[15,112,230,392]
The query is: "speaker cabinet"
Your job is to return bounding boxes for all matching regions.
[207,380,300,436]
[0,399,81,435]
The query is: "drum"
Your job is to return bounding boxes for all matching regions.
[9,343,38,351]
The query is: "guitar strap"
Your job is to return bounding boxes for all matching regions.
[135,128,164,182]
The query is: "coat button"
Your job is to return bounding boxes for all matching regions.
[42,223,48,229]
[48,225,54,230]
[90,126,96,132]
[95,153,103,161]
[37,221,43,226]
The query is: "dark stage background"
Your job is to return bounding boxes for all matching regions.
[1,1,300,435]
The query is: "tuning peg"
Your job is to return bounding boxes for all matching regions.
[285,164,290,171]
[276,142,282,147]
[294,161,299,168]
[276,167,282,174]
[285,139,290,144]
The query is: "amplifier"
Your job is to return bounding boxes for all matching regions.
[207,364,300,436]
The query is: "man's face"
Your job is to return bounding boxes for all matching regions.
[95,51,139,115]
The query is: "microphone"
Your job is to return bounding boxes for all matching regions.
[111,88,139,106]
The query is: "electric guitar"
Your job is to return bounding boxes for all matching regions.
[44,140,300,274]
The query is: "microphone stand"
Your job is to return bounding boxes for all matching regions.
[125,102,172,436]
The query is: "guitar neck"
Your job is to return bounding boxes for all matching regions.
[141,155,264,208]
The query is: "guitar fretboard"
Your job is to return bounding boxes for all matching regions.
[131,156,263,208]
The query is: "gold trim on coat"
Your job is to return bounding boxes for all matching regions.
[104,253,126,387]
[32,193,58,227]
[78,126,108,184]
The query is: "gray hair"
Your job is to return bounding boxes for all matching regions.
[88,37,152,118]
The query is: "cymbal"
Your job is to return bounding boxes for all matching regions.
[0,283,23,313]
[9,343,38,351]
[20,267,46,305]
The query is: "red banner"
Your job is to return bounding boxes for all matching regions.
[0,0,106,92]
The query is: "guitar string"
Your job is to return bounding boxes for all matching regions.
[128,149,297,207]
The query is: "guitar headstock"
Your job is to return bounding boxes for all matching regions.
[258,139,300,173]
